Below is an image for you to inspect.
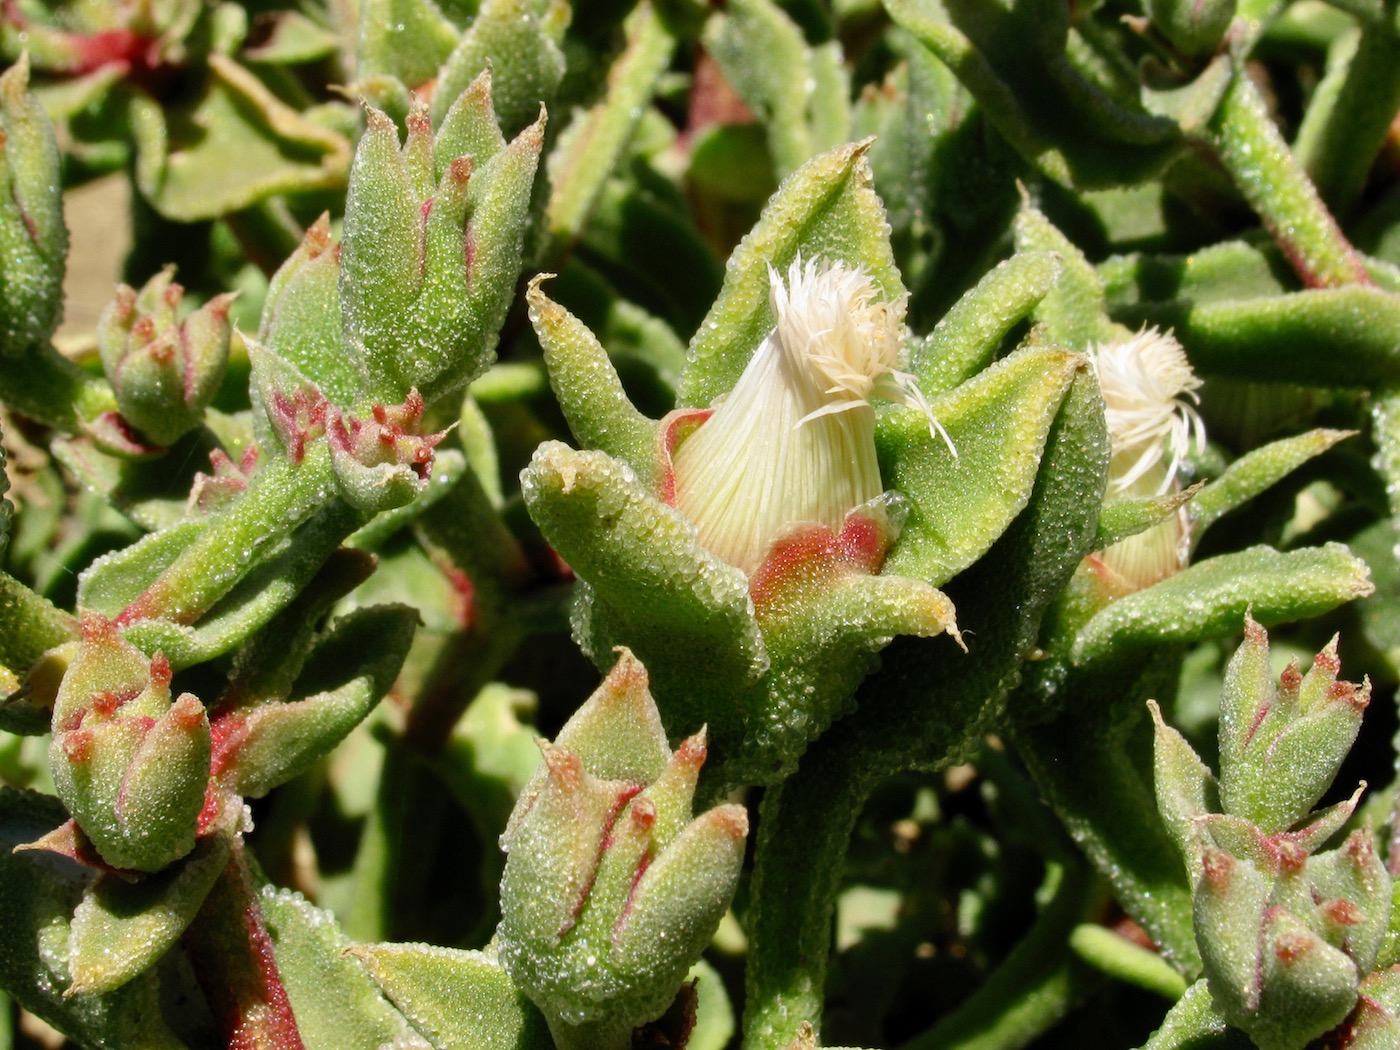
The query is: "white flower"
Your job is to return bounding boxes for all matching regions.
[1093,327,1206,496]
[670,257,944,576]
[1090,327,1207,592]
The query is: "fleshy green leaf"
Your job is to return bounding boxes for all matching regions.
[546,3,675,245]
[261,886,430,1050]
[349,943,552,1050]
[913,249,1062,394]
[705,0,850,179]
[1126,285,1400,388]
[216,605,417,798]
[0,787,185,1049]
[136,55,350,222]
[879,346,1089,586]
[1072,544,1375,667]
[884,0,1180,188]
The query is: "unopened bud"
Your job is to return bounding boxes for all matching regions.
[96,268,232,445]
[47,614,210,871]
[498,650,746,1049]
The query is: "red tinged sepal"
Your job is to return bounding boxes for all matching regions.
[47,612,211,872]
[327,389,450,514]
[498,651,747,1050]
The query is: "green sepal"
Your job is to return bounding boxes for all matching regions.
[878,346,1089,586]
[1341,970,1400,1049]
[527,277,660,485]
[1094,485,1199,553]
[521,440,765,752]
[913,249,1062,395]
[680,140,902,408]
[260,885,430,1050]
[348,943,553,1050]
[1220,632,1368,836]
[259,215,359,409]
[1071,544,1375,667]
[434,69,509,177]
[1013,201,1121,348]
[65,796,240,996]
[1308,830,1392,974]
[1193,849,1274,1033]
[0,54,66,357]
[499,740,638,957]
[213,605,417,799]
[604,802,747,1012]
[341,97,545,407]
[1149,699,1217,886]
[734,560,961,786]
[431,0,570,137]
[340,106,431,393]
[0,787,185,1049]
[356,0,460,89]
[538,647,671,786]
[1248,908,1360,1050]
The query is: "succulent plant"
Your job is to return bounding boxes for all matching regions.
[0,0,1399,1047]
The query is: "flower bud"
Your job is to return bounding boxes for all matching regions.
[1218,615,1369,836]
[248,341,331,465]
[498,650,747,1050]
[1153,619,1389,1050]
[340,88,544,408]
[327,389,447,514]
[258,214,361,407]
[96,267,233,446]
[668,256,947,577]
[1087,328,1205,595]
[0,55,67,356]
[48,613,211,872]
